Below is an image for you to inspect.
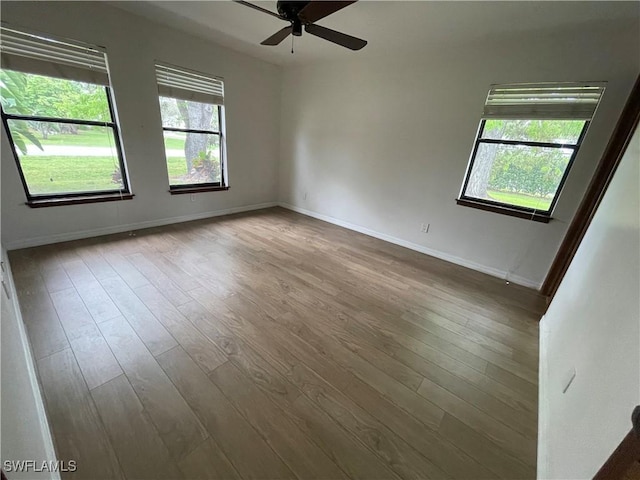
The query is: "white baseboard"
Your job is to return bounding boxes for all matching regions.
[5,199,541,289]
[279,202,541,290]
[5,202,277,250]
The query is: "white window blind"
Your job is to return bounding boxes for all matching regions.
[483,83,605,120]
[155,63,224,106]
[0,26,109,85]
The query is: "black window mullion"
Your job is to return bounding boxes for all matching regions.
[162,126,220,135]
[543,120,590,215]
[460,120,486,199]
[477,137,579,149]
[1,106,35,200]
[105,86,130,195]
[218,104,225,187]
[3,112,116,129]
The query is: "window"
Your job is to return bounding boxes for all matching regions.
[458,83,605,222]
[0,27,130,206]
[155,63,226,193]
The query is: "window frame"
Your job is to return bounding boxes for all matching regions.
[154,61,227,195]
[457,118,590,222]
[159,101,227,194]
[1,25,132,207]
[1,80,132,206]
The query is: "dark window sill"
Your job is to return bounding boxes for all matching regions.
[26,193,134,208]
[169,186,229,195]
[456,198,552,223]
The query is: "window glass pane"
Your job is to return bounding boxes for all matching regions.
[164,131,221,186]
[0,69,111,121]
[481,119,585,144]
[159,96,219,131]
[464,142,573,212]
[8,120,124,195]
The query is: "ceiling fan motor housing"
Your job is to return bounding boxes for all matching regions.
[277,1,309,36]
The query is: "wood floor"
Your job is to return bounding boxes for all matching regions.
[9,207,544,480]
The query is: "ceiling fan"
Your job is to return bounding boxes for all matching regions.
[234,1,367,51]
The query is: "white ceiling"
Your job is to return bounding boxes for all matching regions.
[112,1,640,66]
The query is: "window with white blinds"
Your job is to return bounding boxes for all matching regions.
[458,82,606,220]
[155,62,226,191]
[0,26,129,204]
[0,26,109,85]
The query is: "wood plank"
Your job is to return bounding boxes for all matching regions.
[402,310,538,384]
[485,362,538,400]
[74,242,118,280]
[222,301,492,479]
[179,299,399,479]
[98,316,208,460]
[289,293,537,434]
[63,260,121,323]
[69,325,122,390]
[156,346,296,480]
[417,377,537,465]
[356,310,490,375]
[178,438,240,480]
[282,359,454,479]
[182,291,302,406]
[272,310,446,431]
[41,266,74,294]
[152,253,201,291]
[15,273,69,359]
[103,252,150,289]
[134,283,227,373]
[340,306,538,414]
[100,276,177,356]
[438,413,535,479]
[126,252,191,306]
[49,287,98,341]
[37,349,124,479]
[210,361,349,480]
[91,375,182,479]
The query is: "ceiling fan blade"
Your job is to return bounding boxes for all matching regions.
[305,24,367,50]
[298,1,357,24]
[234,0,284,20]
[261,26,293,46]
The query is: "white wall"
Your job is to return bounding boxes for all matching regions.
[1,1,281,249]
[1,247,59,479]
[537,126,639,478]
[278,21,639,288]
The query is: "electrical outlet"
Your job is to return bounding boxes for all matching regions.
[190,194,196,202]
[420,223,430,233]
[303,191,308,200]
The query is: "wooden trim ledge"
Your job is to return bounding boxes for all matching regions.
[26,193,134,208]
[169,186,229,195]
[456,198,551,223]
